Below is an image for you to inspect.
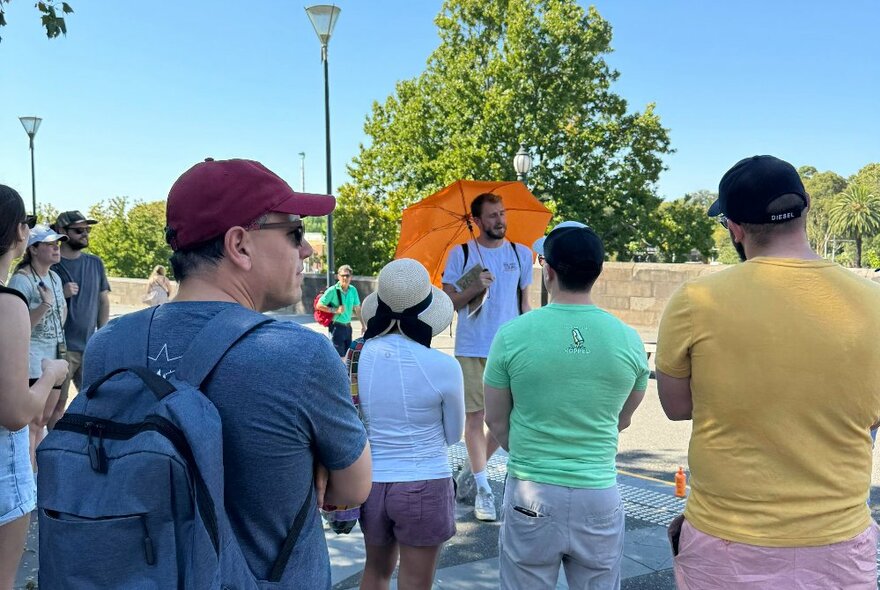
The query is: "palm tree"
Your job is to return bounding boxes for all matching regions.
[827,184,880,267]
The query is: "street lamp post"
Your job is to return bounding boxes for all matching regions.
[513,143,532,183]
[19,116,43,215]
[298,151,306,192]
[305,4,341,287]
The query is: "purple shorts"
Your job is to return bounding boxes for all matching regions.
[359,478,455,547]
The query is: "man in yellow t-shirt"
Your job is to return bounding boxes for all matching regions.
[656,155,880,589]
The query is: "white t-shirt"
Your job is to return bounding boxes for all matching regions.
[8,269,67,379]
[357,334,465,482]
[442,239,533,357]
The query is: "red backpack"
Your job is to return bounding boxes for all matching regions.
[313,287,340,327]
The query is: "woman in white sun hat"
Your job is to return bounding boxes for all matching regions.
[356,258,465,590]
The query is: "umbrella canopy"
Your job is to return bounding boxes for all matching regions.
[395,180,552,286]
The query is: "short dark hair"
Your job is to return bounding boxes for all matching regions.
[552,264,600,292]
[740,193,807,247]
[168,235,226,281]
[0,185,26,258]
[470,193,502,219]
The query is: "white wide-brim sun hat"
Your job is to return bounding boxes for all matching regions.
[361,258,454,338]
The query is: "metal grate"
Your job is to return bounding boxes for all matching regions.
[448,442,508,481]
[619,484,686,527]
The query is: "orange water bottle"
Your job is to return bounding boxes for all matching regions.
[675,466,687,497]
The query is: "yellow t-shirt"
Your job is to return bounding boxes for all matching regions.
[656,257,880,547]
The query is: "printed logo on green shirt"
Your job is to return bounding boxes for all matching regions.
[567,327,589,354]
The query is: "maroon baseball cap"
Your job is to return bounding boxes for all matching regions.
[165,158,336,251]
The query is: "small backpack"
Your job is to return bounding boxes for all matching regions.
[37,306,314,589]
[313,287,341,327]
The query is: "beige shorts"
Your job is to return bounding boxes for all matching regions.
[456,356,487,413]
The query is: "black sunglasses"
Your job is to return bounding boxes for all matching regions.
[23,215,37,229]
[68,227,91,235]
[717,215,729,229]
[250,220,305,247]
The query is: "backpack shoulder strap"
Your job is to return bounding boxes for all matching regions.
[176,306,273,388]
[345,338,366,411]
[510,241,524,315]
[462,242,469,269]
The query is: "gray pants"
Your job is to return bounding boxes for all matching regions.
[499,476,624,590]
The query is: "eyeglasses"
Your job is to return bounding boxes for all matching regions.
[537,255,546,267]
[249,220,305,247]
[717,215,729,229]
[23,215,37,229]
[68,227,91,235]
[338,274,352,278]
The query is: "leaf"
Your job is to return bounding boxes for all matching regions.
[62,2,73,14]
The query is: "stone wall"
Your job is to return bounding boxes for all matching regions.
[108,263,880,335]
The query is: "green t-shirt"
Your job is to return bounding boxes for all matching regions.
[319,283,361,325]
[484,303,649,488]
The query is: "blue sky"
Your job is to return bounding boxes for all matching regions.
[1,1,877,215]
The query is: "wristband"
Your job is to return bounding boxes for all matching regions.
[40,301,52,309]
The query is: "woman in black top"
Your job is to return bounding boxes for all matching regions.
[0,185,69,588]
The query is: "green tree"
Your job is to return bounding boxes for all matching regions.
[799,168,847,257]
[36,203,60,228]
[647,196,715,262]
[850,163,880,196]
[87,197,171,278]
[336,0,672,268]
[0,1,73,41]
[712,225,740,264]
[333,185,399,275]
[827,184,880,268]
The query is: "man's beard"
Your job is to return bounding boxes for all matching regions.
[68,239,88,251]
[484,225,506,240]
[729,230,747,262]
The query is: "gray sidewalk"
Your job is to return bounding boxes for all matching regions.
[326,445,681,590]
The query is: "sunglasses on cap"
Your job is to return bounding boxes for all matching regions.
[23,215,37,229]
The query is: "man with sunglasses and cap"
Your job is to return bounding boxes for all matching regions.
[655,155,880,589]
[51,210,110,403]
[484,221,648,589]
[316,264,365,357]
[79,158,371,588]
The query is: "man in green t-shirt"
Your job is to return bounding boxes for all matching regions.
[316,265,365,356]
[484,222,648,590]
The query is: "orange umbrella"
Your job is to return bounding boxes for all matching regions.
[395,180,552,286]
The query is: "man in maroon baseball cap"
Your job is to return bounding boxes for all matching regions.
[78,158,372,587]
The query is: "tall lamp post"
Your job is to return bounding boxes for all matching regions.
[19,116,43,215]
[513,143,532,183]
[305,4,341,287]
[298,151,306,192]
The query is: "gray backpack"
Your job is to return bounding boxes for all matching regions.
[37,306,313,589]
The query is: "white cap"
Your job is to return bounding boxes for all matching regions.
[28,224,68,247]
[532,221,588,256]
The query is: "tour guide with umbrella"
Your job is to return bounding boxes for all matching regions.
[395,179,552,287]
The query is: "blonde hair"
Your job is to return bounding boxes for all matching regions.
[147,265,170,290]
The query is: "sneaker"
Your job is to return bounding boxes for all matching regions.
[455,463,477,503]
[474,488,497,521]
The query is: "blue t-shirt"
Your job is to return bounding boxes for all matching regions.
[53,252,110,352]
[82,301,368,586]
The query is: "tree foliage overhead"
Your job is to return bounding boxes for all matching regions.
[336,0,672,274]
[0,1,73,42]
[87,197,171,279]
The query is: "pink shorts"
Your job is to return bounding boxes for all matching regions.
[674,519,879,589]
[359,478,455,547]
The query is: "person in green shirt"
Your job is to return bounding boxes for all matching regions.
[484,222,648,590]
[316,265,365,356]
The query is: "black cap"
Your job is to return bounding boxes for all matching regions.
[55,210,98,229]
[543,225,604,277]
[708,155,808,224]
